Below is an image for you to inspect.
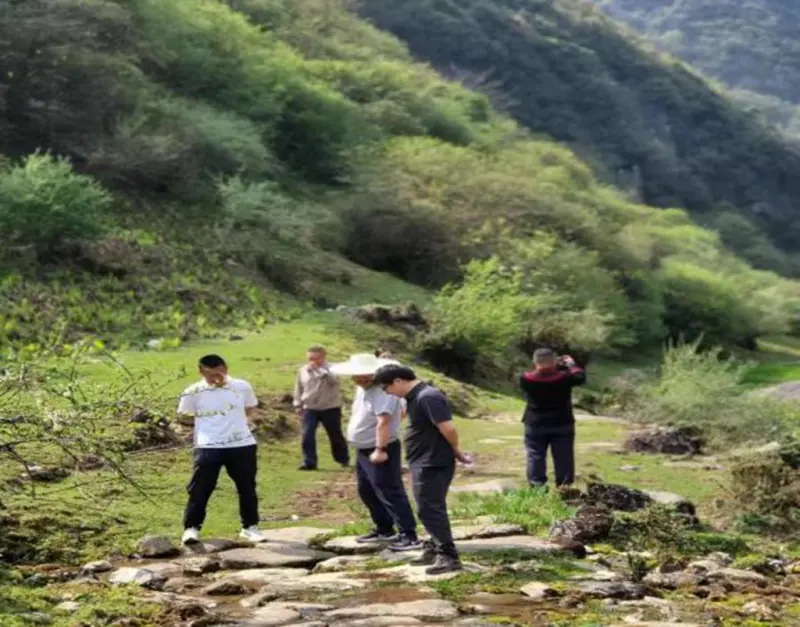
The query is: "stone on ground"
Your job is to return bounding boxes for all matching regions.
[326,599,459,621]
[643,490,697,519]
[201,580,249,596]
[136,535,179,558]
[179,555,220,575]
[708,567,768,585]
[214,567,310,588]
[82,560,113,575]
[256,527,334,546]
[457,535,580,557]
[451,479,518,494]
[108,567,166,588]
[372,561,486,583]
[576,581,645,600]
[323,536,387,555]
[181,538,240,555]
[450,524,525,541]
[313,555,372,573]
[624,426,704,456]
[520,582,559,599]
[54,601,80,613]
[549,505,613,544]
[239,602,333,626]
[218,545,332,569]
[263,572,367,593]
[338,618,422,627]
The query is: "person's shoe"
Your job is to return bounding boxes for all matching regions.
[297,464,317,471]
[181,527,200,545]
[409,547,437,566]
[425,554,463,575]
[355,529,397,544]
[388,535,424,552]
[239,526,268,543]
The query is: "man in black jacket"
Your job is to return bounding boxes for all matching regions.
[519,348,586,488]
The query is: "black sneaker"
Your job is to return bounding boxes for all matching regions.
[425,554,463,575]
[355,530,396,544]
[410,548,437,566]
[297,464,317,471]
[388,535,423,552]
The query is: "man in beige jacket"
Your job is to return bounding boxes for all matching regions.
[293,345,349,471]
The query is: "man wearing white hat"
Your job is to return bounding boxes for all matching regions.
[331,353,421,552]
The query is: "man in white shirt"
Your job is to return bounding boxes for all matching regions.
[177,354,266,545]
[332,354,421,552]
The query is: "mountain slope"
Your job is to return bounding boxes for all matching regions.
[355,0,800,272]
[0,0,796,361]
[597,0,800,105]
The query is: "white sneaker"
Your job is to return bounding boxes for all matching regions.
[239,526,267,543]
[182,527,200,545]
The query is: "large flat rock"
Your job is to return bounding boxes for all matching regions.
[457,536,573,556]
[263,572,367,594]
[238,602,333,627]
[323,536,387,555]
[313,555,372,573]
[181,538,241,555]
[338,619,423,627]
[326,599,459,621]
[371,562,486,584]
[256,527,334,546]
[215,567,310,588]
[218,546,333,569]
[450,524,525,541]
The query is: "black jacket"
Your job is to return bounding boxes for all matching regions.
[520,365,586,429]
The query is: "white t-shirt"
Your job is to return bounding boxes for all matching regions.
[346,385,403,449]
[177,377,258,449]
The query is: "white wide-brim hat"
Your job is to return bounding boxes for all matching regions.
[330,353,399,376]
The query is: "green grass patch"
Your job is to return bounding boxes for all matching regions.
[451,487,574,534]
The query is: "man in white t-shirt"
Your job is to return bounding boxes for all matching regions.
[177,354,266,545]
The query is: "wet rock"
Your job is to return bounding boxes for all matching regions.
[450,523,526,540]
[458,535,583,557]
[451,479,518,494]
[257,527,334,546]
[583,482,652,512]
[323,536,385,555]
[625,426,705,456]
[240,603,332,626]
[643,570,704,590]
[326,599,459,621]
[180,556,220,576]
[54,601,80,613]
[240,591,281,609]
[549,505,613,544]
[751,557,788,577]
[218,545,332,569]
[201,580,248,596]
[313,555,371,573]
[137,535,179,558]
[138,562,182,579]
[82,560,113,575]
[520,581,559,599]
[577,581,645,599]
[570,569,623,582]
[741,600,780,621]
[109,567,167,589]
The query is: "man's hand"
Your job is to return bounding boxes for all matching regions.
[370,449,389,464]
[295,407,304,418]
[455,450,473,465]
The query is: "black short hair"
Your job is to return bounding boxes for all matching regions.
[373,364,416,386]
[533,348,555,362]
[199,354,226,369]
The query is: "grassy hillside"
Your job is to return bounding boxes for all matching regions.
[1,0,799,372]
[355,0,800,273]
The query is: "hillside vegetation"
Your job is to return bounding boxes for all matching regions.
[0,0,799,374]
[355,0,800,274]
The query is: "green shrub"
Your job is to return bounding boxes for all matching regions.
[728,453,800,534]
[0,154,112,259]
[628,340,800,445]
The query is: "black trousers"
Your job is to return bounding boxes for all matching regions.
[184,445,259,530]
[524,423,575,487]
[301,407,349,468]
[410,463,458,558]
[356,440,417,537]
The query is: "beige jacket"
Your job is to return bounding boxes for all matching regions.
[293,364,342,411]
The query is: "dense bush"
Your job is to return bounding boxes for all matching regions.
[0,154,112,259]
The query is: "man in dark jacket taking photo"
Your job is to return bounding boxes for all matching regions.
[519,348,586,488]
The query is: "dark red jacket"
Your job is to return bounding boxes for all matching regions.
[520,365,586,428]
